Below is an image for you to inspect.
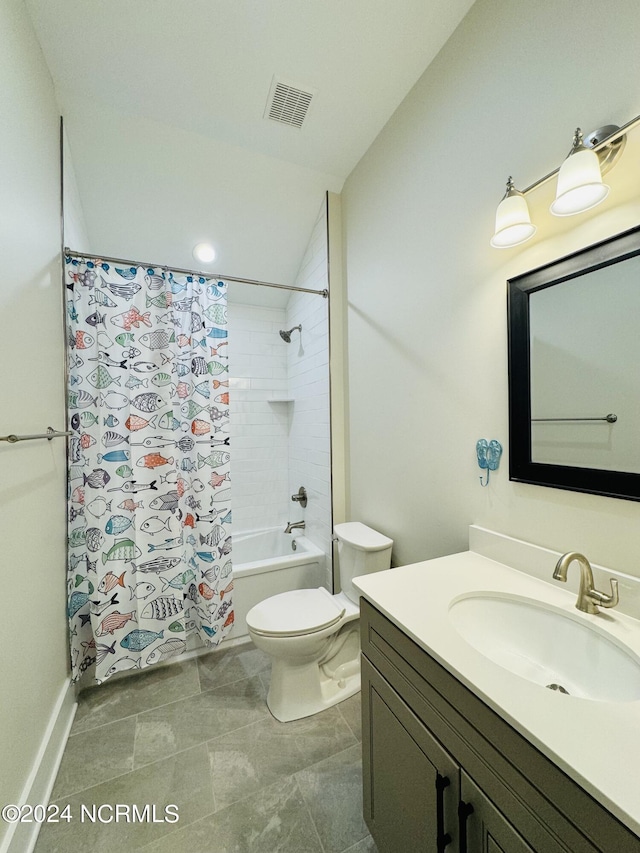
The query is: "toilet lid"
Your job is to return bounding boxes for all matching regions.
[247,588,346,637]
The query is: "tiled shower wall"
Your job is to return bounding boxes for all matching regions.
[227,303,290,532]
[286,201,332,581]
[227,199,332,586]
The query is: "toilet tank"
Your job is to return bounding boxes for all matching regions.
[334,522,393,604]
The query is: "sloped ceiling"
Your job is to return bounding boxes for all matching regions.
[26,0,475,286]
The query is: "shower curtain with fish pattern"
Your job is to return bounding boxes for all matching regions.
[65,256,233,684]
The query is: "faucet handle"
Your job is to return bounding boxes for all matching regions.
[589,578,619,610]
[291,486,307,507]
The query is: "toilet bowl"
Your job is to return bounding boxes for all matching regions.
[246,522,393,722]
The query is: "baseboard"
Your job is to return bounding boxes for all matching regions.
[1,679,77,853]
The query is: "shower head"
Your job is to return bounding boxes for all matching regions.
[279,325,302,343]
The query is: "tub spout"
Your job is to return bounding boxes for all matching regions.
[285,520,305,534]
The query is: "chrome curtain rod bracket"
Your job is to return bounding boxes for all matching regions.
[531,414,617,423]
[0,426,71,444]
[64,248,329,298]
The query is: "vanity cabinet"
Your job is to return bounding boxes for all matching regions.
[360,599,640,853]
[366,660,460,851]
[460,772,533,853]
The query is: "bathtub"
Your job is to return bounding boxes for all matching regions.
[229,527,327,639]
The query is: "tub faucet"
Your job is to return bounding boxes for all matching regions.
[285,520,305,534]
[553,551,619,614]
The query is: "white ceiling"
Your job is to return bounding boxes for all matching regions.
[25,0,475,289]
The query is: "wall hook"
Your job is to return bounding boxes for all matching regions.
[476,439,503,486]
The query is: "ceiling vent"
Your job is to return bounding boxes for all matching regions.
[264,77,316,128]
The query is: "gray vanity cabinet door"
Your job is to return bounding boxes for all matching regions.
[362,657,460,853]
[461,771,534,853]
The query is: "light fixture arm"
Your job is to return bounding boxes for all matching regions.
[501,176,521,200]
[568,127,586,155]
[519,115,639,198]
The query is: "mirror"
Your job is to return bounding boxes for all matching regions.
[508,225,640,501]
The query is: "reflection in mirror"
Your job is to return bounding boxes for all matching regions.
[529,256,640,473]
[508,225,640,501]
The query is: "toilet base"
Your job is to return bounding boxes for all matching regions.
[266,656,361,722]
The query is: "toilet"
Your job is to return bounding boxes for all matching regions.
[246,522,393,722]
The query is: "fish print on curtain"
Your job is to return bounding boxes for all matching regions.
[65,257,233,684]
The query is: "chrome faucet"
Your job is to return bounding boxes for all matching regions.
[553,552,619,614]
[284,520,305,534]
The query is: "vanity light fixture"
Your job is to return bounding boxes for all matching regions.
[550,128,609,216]
[490,178,536,248]
[490,116,637,248]
[193,242,216,263]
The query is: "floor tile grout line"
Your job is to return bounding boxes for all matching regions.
[132,703,272,773]
[134,703,306,778]
[71,685,200,736]
[293,739,367,853]
[50,721,138,802]
[74,663,270,735]
[132,773,320,850]
[128,804,207,852]
[50,762,136,804]
[132,773,368,853]
[53,659,364,844]
[293,737,363,778]
[340,833,374,853]
[63,735,220,849]
[68,709,140,739]
[57,701,279,809]
[127,810,219,851]
[195,651,206,695]
[196,671,271,698]
[77,644,266,723]
[72,662,202,732]
[70,692,353,770]
[204,706,358,753]
[131,709,141,772]
[50,738,220,805]
[133,809,219,852]
[46,708,366,851]
[337,702,362,743]
[294,776,329,853]
[207,728,362,815]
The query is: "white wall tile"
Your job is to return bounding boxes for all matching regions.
[286,201,333,585]
[227,201,332,590]
[228,302,290,532]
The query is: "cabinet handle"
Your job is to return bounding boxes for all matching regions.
[458,801,474,853]
[435,774,452,852]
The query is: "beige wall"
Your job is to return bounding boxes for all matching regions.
[0,0,68,835]
[342,0,640,572]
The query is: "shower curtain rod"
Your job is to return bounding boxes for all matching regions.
[1,427,71,444]
[64,248,329,298]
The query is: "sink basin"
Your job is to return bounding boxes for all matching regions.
[449,593,640,702]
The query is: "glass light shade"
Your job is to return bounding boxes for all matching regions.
[550,147,609,216]
[490,193,536,249]
[193,242,216,263]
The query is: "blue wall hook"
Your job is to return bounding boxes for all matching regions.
[476,439,503,486]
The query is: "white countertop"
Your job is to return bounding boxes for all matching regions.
[353,546,640,835]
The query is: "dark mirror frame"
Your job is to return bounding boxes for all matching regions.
[507,224,640,502]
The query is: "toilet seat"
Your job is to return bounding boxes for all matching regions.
[247,588,346,637]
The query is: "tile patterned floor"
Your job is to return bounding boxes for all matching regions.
[35,643,378,853]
